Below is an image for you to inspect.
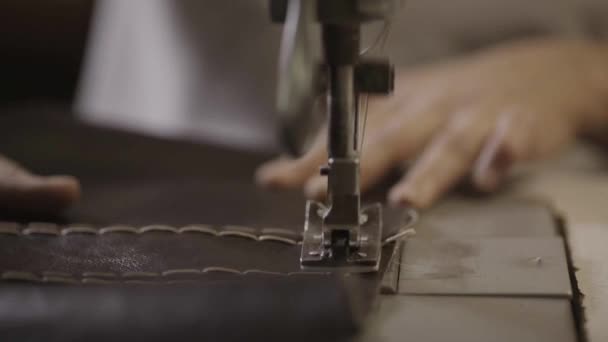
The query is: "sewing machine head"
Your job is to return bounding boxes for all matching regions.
[271,0,397,272]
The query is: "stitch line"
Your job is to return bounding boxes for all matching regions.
[82,278,119,285]
[0,206,418,246]
[0,222,304,246]
[43,276,80,285]
[179,225,218,236]
[61,226,98,235]
[139,225,180,234]
[161,269,202,277]
[98,226,139,234]
[22,223,61,236]
[260,228,300,238]
[203,267,242,274]
[221,225,257,233]
[217,231,259,241]
[1,268,332,285]
[258,235,300,245]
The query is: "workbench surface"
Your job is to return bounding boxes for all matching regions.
[509,144,608,342]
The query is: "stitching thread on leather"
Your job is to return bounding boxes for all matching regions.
[0,207,419,247]
[0,209,419,286]
[1,268,331,285]
[0,222,302,246]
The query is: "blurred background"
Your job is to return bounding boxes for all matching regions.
[1,0,608,149]
[3,1,608,109]
[0,1,93,105]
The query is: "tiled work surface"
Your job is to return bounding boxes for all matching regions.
[362,143,608,341]
[358,196,579,342]
[362,296,578,342]
[398,237,571,296]
[508,144,608,342]
[413,197,559,238]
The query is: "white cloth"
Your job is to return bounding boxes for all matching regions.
[76,0,601,151]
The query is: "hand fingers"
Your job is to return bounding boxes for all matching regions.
[255,128,327,189]
[359,98,447,192]
[0,156,81,216]
[473,107,576,192]
[304,175,326,200]
[298,96,450,199]
[388,107,494,208]
[4,175,81,215]
[257,68,464,198]
[473,111,525,191]
[255,94,408,192]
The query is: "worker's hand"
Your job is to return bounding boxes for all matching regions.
[256,39,608,208]
[0,154,80,216]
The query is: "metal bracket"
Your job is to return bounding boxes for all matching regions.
[301,201,383,273]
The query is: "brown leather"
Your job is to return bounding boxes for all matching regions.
[0,108,408,341]
[0,202,404,282]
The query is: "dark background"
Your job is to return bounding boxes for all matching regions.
[0,1,93,105]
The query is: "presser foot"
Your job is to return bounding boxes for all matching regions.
[300,201,383,273]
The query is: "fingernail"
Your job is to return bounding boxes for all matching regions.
[475,167,500,192]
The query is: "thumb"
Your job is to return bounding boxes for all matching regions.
[255,128,327,189]
[0,155,80,216]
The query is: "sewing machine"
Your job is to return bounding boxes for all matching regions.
[271,0,398,271]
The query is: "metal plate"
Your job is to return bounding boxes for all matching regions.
[301,201,383,273]
[398,237,572,297]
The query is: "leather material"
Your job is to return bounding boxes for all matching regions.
[0,109,408,341]
[0,206,404,283]
[0,279,359,342]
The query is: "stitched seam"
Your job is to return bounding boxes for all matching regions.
[0,223,302,246]
[0,210,419,286]
[0,207,418,247]
[1,268,331,285]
